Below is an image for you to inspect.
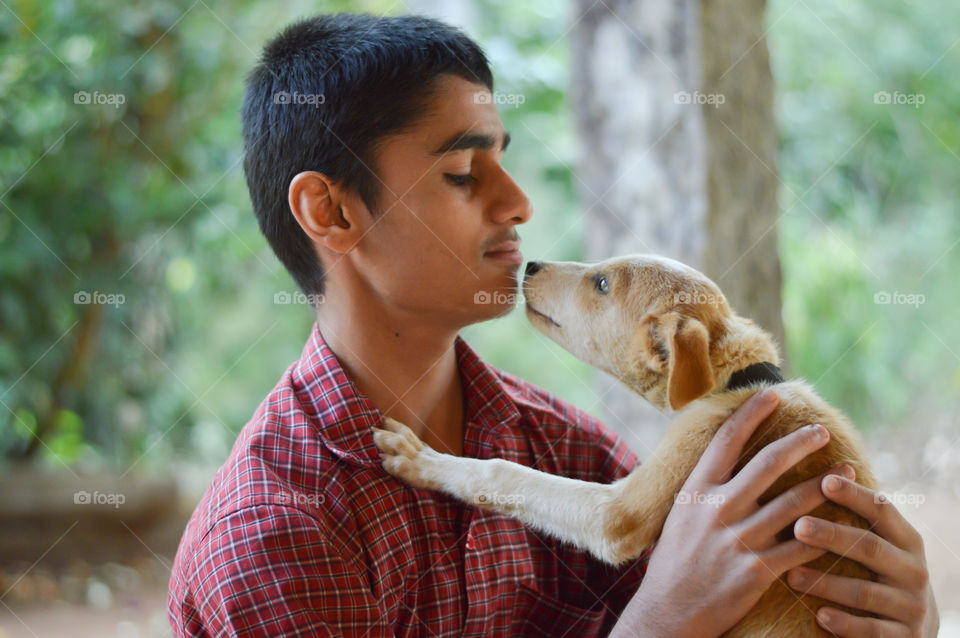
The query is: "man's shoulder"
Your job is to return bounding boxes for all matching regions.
[173,366,338,563]
[495,366,607,435]
[492,367,640,479]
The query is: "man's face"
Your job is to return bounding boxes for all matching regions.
[346,74,533,327]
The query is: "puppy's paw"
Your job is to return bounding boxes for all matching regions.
[372,417,440,490]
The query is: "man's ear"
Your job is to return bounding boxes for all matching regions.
[643,311,715,410]
[288,171,368,254]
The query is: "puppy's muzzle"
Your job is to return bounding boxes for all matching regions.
[524,260,542,280]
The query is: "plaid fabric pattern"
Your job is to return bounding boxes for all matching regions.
[168,322,652,637]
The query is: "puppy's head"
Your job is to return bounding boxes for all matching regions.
[523,254,771,412]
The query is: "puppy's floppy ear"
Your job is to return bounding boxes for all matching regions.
[641,311,715,410]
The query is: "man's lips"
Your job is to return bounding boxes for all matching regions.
[525,304,561,327]
[484,240,523,265]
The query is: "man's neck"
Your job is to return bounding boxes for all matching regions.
[315,305,466,456]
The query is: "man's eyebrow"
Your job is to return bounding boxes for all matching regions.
[430,130,511,155]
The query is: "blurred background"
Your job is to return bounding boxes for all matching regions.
[1,0,958,635]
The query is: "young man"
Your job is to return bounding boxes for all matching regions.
[168,14,937,638]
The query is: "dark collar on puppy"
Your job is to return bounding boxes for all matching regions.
[725,361,784,392]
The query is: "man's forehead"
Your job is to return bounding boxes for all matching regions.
[420,76,506,149]
[429,128,511,155]
[378,75,508,155]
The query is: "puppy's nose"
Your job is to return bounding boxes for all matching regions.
[525,261,542,279]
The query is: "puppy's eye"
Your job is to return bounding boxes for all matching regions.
[594,274,609,294]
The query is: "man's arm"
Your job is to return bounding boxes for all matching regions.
[177,504,390,638]
[608,387,939,638]
[609,389,849,637]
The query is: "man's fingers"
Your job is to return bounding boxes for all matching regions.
[819,474,925,553]
[793,515,918,585]
[726,423,830,504]
[755,538,826,577]
[744,464,855,546]
[786,567,923,625]
[811,606,912,638]
[695,388,780,484]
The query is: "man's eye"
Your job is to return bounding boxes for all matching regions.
[445,173,475,187]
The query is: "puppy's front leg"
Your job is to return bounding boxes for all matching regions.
[373,418,627,563]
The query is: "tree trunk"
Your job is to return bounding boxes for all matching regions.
[571,0,783,455]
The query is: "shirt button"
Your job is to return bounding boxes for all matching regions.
[465,533,475,550]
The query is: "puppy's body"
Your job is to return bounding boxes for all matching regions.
[374,255,878,637]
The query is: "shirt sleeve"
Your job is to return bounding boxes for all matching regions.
[179,504,390,638]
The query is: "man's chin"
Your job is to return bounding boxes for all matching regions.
[462,296,518,325]
[488,300,517,319]
[465,277,522,321]
[480,299,518,320]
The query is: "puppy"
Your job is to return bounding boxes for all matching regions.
[373,254,877,637]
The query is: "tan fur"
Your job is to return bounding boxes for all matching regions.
[373,254,878,637]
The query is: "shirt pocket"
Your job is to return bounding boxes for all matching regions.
[508,581,606,637]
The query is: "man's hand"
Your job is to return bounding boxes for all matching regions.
[785,475,939,637]
[611,388,854,638]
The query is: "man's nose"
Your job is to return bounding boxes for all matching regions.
[489,168,533,226]
[524,261,542,280]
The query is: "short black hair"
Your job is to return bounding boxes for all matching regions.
[241,14,494,296]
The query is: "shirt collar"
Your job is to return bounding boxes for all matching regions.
[291,322,522,467]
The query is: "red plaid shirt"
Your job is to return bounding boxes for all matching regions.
[168,322,651,637]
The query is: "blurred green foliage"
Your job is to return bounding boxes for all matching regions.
[0,0,363,470]
[0,0,957,472]
[770,0,960,429]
